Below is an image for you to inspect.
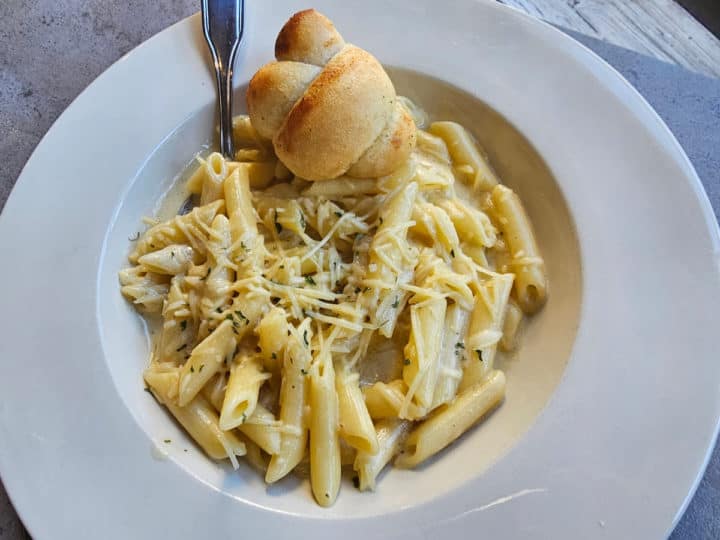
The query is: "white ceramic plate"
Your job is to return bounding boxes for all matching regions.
[1,1,719,538]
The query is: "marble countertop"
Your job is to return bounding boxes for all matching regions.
[1,1,719,538]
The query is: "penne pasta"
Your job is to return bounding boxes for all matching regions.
[336,369,379,454]
[145,370,246,468]
[459,274,513,391]
[309,349,341,507]
[200,152,229,205]
[364,181,419,337]
[138,244,194,275]
[491,184,547,314]
[402,296,447,409]
[121,93,548,506]
[363,379,426,421]
[201,374,281,455]
[432,302,471,408]
[237,404,282,455]
[500,299,524,352]
[354,418,411,491]
[178,319,237,406]
[428,121,499,191]
[396,370,505,468]
[265,320,313,483]
[129,200,224,262]
[165,395,247,467]
[219,354,271,430]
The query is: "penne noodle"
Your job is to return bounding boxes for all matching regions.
[491,184,547,314]
[402,296,447,409]
[265,321,313,483]
[354,419,412,491]
[459,274,513,392]
[336,370,379,454]
[432,302,471,408]
[309,350,341,507]
[219,354,271,430]
[500,299,524,352]
[122,91,548,506]
[428,121,499,191]
[200,152,229,205]
[178,319,237,406]
[363,379,426,421]
[396,370,505,468]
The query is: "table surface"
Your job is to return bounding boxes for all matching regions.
[500,0,720,78]
[1,1,719,538]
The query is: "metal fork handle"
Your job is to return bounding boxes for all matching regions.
[201,0,245,159]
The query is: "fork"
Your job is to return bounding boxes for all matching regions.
[201,0,245,159]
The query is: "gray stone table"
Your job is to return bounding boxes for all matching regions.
[1,1,719,538]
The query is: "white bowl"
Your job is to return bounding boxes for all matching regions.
[0,1,718,538]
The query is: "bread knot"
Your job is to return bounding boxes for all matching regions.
[247,9,416,181]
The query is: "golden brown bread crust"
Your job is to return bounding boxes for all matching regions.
[247,9,416,180]
[247,61,321,140]
[274,45,395,180]
[348,101,417,178]
[275,9,345,66]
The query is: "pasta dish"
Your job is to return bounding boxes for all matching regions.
[119,9,547,507]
